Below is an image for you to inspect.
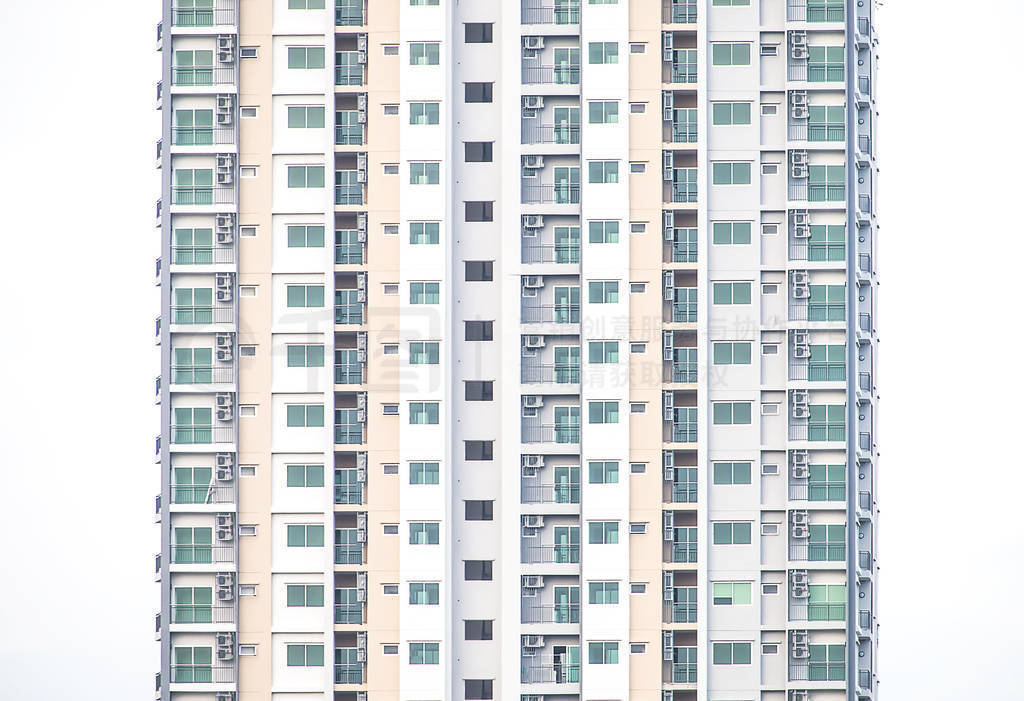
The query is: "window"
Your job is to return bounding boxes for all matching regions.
[762,583,780,594]
[409,102,440,125]
[588,101,618,124]
[762,164,779,175]
[408,221,440,245]
[382,644,399,655]
[238,405,256,417]
[409,642,440,665]
[287,165,325,188]
[588,281,619,303]
[588,581,619,604]
[588,341,619,363]
[712,582,751,605]
[382,44,399,56]
[464,560,493,580]
[410,162,440,184]
[465,22,493,43]
[465,381,494,401]
[588,42,618,64]
[409,461,439,485]
[409,522,440,544]
[409,42,440,65]
[762,523,780,535]
[464,321,493,341]
[409,401,440,424]
[410,582,440,605]
[464,441,493,460]
[172,645,212,682]
[289,0,325,7]
[712,522,751,545]
[465,142,493,162]
[465,680,493,700]
[630,402,647,414]
[286,584,324,607]
[712,282,751,305]
[588,642,619,664]
[629,102,646,114]
[287,224,325,248]
[712,642,752,665]
[762,463,779,475]
[712,342,751,365]
[630,582,647,594]
[239,225,257,237]
[712,221,751,245]
[711,102,751,125]
[286,404,325,427]
[287,464,325,487]
[712,162,751,185]
[286,644,324,667]
[588,401,619,424]
[808,165,847,202]
[382,104,399,116]
[408,341,440,365]
[712,401,752,425]
[762,343,779,355]
[382,284,399,296]
[240,106,258,118]
[762,283,779,295]
[807,224,847,261]
[410,0,439,4]
[465,500,494,521]
[239,464,257,477]
[286,344,325,367]
[239,166,257,178]
[464,82,493,103]
[588,220,619,243]
[712,461,752,485]
[588,461,619,484]
[629,43,646,54]
[465,261,493,281]
[465,201,493,221]
[287,46,325,69]
[465,620,493,640]
[629,522,647,534]
[588,161,619,184]
[287,105,325,128]
[762,104,778,115]
[382,583,400,595]
[629,162,646,174]
[630,222,647,234]
[713,0,751,4]
[382,164,399,175]
[711,43,751,66]
[286,284,324,307]
[588,521,619,544]
[410,282,440,304]
[286,524,324,547]
[629,342,647,354]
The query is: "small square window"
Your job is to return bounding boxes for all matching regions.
[239,225,257,237]
[629,342,647,354]
[383,283,400,295]
[762,343,779,355]
[382,644,399,655]
[761,463,779,475]
[762,583,779,594]
[240,166,257,178]
[382,44,399,56]
[382,404,399,415]
[629,283,646,294]
[382,524,399,535]
[762,643,779,654]
[629,222,647,234]
[762,283,778,294]
[238,524,257,536]
[382,164,399,175]
[382,584,400,595]
[629,523,647,534]
[761,523,780,535]
[238,584,258,596]
[629,162,646,174]
[383,104,400,116]
[238,644,257,656]
[382,344,399,355]
[239,286,257,297]
[239,46,258,58]
[383,463,399,474]
[629,403,646,414]
[629,43,646,54]
[762,223,779,235]
[383,224,400,236]
[240,106,258,119]
[761,164,779,175]
[761,104,778,115]
[239,405,257,417]
[629,582,647,594]
[239,464,257,476]
[760,45,779,56]
[761,403,780,415]
[629,103,646,114]
[239,345,257,357]
[630,643,646,653]
[629,462,646,474]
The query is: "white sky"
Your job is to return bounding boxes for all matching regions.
[0,0,1021,699]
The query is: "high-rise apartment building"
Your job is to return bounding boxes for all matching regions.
[154,1,879,700]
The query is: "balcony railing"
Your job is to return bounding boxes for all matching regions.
[169,484,232,504]
[170,246,234,265]
[671,361,697,384]
[521,423,580,444]
[520,482,580,504]
[522,604,580,624]
[171,127,234,146]
[334,424,365,445]
[672,482,697,503]
[171,67,236,87]
[521,65,581,85]
[521,2,580,24]
[171,186,234,206]
[671,650,697,683]
[521,304,580,324]
[522,544,580,564]
[671,180,698,203]
[335,124,364,146]
[790,661,846,682]
[170,605,234,624]
[335,483,363,505]
[169,665,234,684]
[790,601,846,621]
[335,62,366,87]
[522,243,580,264]
[334,660,364,684]
[335,589,364,623]
[170,545,233,564]
[334,544,364,565]
[788,423,846,442]
[171,366,233,385]
[171,5,235,27]
[522,124,580,145]
[788,482,846,501]
[671,542,697,563]
[336,0,365,25]
[789,542,846,561]
[170,306,233,325]
[663,0,697,23]
[671,58,697,84]
[522,184,580,204]
[522,660,580,684]
[788,123,844,142]
[521,364,580,384]
[335,185,364,206]
[787,0,844,22]
[170,425,233,444]
[334,362,364,385]
[335,296,364,325]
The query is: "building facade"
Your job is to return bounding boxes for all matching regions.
[154,1,879,701]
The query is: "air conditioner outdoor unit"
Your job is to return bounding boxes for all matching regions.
[793,223,811,238]
[523,575,544,588]
[522,155,544,170]
[523,214,544,229]
[792,640,810,658]
[215,693,236,701]
[792,510,809,527]
[523,36,544,50]
[523,276,544,288]
[216,632,235,661]
[522,96,544,111]
[792,389,809,405]
[790,691,809,701]
[792,104,809,119]
[523,335,545,349]
[523,395,544,410]
[792,210,809,226]
[792,330,810,345]
[792,464,810,480]
[793,282,811,299]
[522,514,544,529]
[792,404,810,419]
[793,342,811,359]
[523,635,545,648]
[791,90,808,107]
[792,151,808,165]
[791,163,809,178]
[791,570,810,598]
[522,454,545,469]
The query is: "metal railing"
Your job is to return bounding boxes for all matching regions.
[521,364,580,384]
[170,306,234,325]
[521,65,580,85]
[522,604,580,624]
[671,362,697,384]
[169,426,234,444]
[169,665,234,683]
[335,301,365,325]
[663,0,697,23]
[334,363,364,384]
[672,122,698,143]
[335,185,364,206]
[335,125,365,146]
[336,0,365,25]
[671,482,697,503]
[788,542,846,561]
[671,62,697,84]
[858,669,872,690]
[171,187,234,206]
[171,366,233,385]
[788,423,846,442]
[522,661,580,684]
[521,544,580,564]
[521,304,580,324]
[521,244,580,264]
[521,423,580,444]
[808,64,845,82]
[171,127,234,146]
[334,661,364,684]
[520,482,580,504]
[788,0,844,21]
[334,424,365,445]
[334,544,364,565]
[335,483,363,505]
[334,594,364,624]
[171,68,236,87]
[335,65,366,87]
[335,242,364,264]
[790,601,846,621]
[672,659,697,683]
[170,545,234,564]
[788,483,846,501]
[671,601,697,623]
[170,605,234,624]
[522,124,580,145]
[522,184,580,204]
[790,661,845,682]
[671,181,698,203]
[670,242,697,263]
[171,6,235,26]
[671,542,697,563]
[521,3,580,24]
[789,241,845,262]
[170,484,232,504]
[671,301,697,323]
[170,246,234,265]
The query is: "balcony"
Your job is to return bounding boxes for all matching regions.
[170,425,233,444]
[170,483,232,504]
[789,541,846,562]
[170,3,236,27]
[335,53,365,86]
[522,658,580,684]
[334,170,364,205]
[522,544,580,564]
[522,124,580,145]
[790,660,846,682]
[171,67,235,87]
[669,587,697,622]
[334,649,364,684]
[170,545,233,564]
[521,364,580,384]
[670,171,698,203]
[663,0,697,23]
[670,51,697,84]
[789,422,846,442]
[335,468,364,504]
[335,120,365,147]
[171,126,233,147]
[521,1,580,24]
[335,290,364,324]
[671,541,697,563]
[171,366,233,385]
[335,588,364,624]
[522,65,581,85]
[521,304,580,324]
[787,0,844,22]
[170,605,234,624]
[669,349,697,383]
[334,350,365,385]
[671,647,697,683]
[788,123,845,143]
[170,306,233,325]
[670,473,697,503]
[334,410,365,444]
[334,544,364,566]
[522,183,580,205]
[521,423,580,444]
[670,109,697,143]
[169,665,234,684]
[789,481,846,502]
[522,604,580,624]
[336,0,365,25]
[521,482,580,504]
[791,600,846,622]
[170,246,234,265]
[171,186,234,206]
[522,243,580,264]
